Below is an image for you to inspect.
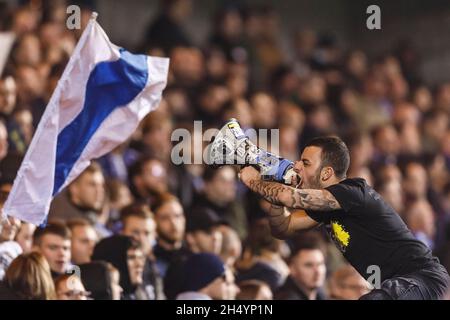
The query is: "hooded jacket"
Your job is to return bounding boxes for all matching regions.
[92,235,135,296]
[79,261,114,300]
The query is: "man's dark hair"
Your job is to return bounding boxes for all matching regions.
[304,136,350,179]
[67,217,93,231]
[128,156,159,181]
[203,166,221,183]
[151,192,180,213]
[33,221,71,246]
[203,165,235,183]
[120,202,154,225]
[290,242,325,264]
[72,162,103,184]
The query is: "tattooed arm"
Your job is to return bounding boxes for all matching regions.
[268,205,319,239]
[240,166,341,211]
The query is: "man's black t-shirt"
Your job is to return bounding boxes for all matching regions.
[305,178,437,282]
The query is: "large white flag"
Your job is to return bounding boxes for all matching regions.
[1,14,170,225]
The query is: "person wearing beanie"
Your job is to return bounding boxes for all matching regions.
[163,208,224,300]
[176,253,239,300]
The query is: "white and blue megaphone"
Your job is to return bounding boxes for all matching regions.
[207,118,300,185]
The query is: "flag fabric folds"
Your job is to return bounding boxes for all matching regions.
[1,14,170,225]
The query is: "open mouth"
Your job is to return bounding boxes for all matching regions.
[55,261,66,270]
[296,175,303,188]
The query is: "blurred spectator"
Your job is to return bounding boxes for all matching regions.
[0,121,9,163]
[32,221,72,277]
[371,123,400,166]
[221,99,253,130]
[376,178,404,216]
[152,194,188,278]
[54,273,90,300]
[7,108,33,155]
[292,28,316,77]
[67,218,98,265]
[237,218,289,292]
[192,166,246,239]
[345,50,368,87]
[278,100,305,133]
[195,82,230,128]
[405,200,436,249]
[185,208,223,255]
[422,109,448,154]
[164,207,224,299]
[412,85,433,113]
[0,77,17,119]
[170,47,205,88]
[218,224,242,270]
[144,0,192,54]
[140,113,174,163]
[345,132,374,180]
[0,252,56,300]
[275,243,327,300]
[11,7,40,37]
[279,125,300,161]
[14,222,36,253]
[176,253,239,300]
[120,203,164,299]
[128,157,169,206]
[376,163,402,183]
[12,33,42,68]
[92,235,155,300]
[98,144,139,184]
[426,153,449,196]
[49,163,106,229]
[209,5,246,63]
[0,216,21,244]
[104,179,134,225]
[402,161,428,204]
[0,240,22,280]
[436,83,450,111]
[250,92,277,130]
[79,261,123,300]
[328,264,370,300]
[297,74,327,111]
[236,279,273,300]
[252,6,284,85]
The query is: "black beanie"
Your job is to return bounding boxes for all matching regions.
[183,253,226,292]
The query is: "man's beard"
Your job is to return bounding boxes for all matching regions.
[144,186,164,199]
[157,230,182,246]
[73,201,102,213]
[311,171,323,189]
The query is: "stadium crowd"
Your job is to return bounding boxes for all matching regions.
[0,0,449,300]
